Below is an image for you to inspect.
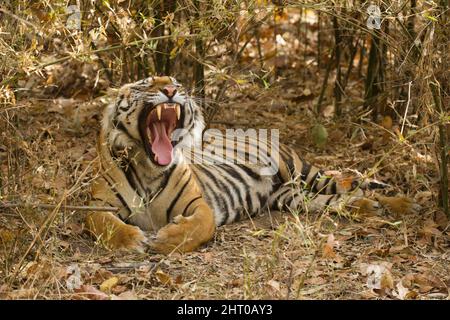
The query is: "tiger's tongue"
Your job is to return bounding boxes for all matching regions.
[151,122,173,165]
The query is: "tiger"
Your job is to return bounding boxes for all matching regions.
[85,76,420,254]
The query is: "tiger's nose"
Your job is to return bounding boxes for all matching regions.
[162,85,177,98]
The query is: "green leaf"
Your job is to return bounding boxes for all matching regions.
[424,14,437,22]
[311,124,328,148]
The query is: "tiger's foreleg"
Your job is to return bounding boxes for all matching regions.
[85,177,148,252]
[149,199,216,254]
[85,211,148,252]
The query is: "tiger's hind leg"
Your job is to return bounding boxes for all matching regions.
[269,186,382,216]
[269,185,420,217]
[375,195,422,216]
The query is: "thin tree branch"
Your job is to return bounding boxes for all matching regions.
[0,202,119,212]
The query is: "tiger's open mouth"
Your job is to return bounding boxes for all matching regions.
[145,103,182,166]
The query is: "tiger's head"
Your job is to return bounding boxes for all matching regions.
[104,76,204,166]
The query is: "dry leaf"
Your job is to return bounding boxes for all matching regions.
[74,285,109,300]
[434,211,449,229]
[155,269,172,286]
[91,268,114,284]
[100,276,119,293]
[7,288,38,299]
[380,270,394,290]
[66,264,82,291]
[117,291,138,300]
[322,234,336,259]
[381,115,393,130]
[366,264,394,291]
[267,280,280,292]
[111,285,128,295]
[393,282,411,300]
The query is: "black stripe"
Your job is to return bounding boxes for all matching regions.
[300,160,311,181]
[271,187,291,210]
[199,166,231,225]
[213,165,245,209]
[257,192,268,210]
[330,179,337,194]
[279,145,291,159]
[276,187,292,203]
[320,176,332,194]
[116,122,133,139]
[368,181,388,189]
[325,195,336,206]
[124,164,146,197]
[285,155,295,177]
[350,180,359,191]
[246,193,255,217]
[238,165,261,181]
[126,106,137,117]
[158,164,176,191]
[118,98,131,111]
[222,144,273,167]
[233,210,242,223]
[182,196,202,217]
[273,171,284,189]
[221,164,251,194]
[110,145,145,199]
[166,173,191,223]
[201,181,222,219]
[103,176,132,217]
[309,171,320,193]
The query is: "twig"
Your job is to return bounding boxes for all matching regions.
[400,81,412,135]
[31,34,197,71]
[0,7,39,30]
[295,238,324,299]
[315,45,336,115]
[0,202,119,212]
[333,15,343,117]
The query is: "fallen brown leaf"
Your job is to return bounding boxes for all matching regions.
[100,276,119,293]
[74,285,109,300]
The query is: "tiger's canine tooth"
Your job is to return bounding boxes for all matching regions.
[156,105,162,120]
[176,105,181,120]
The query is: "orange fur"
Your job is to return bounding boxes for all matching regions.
[85,212,147,252]
[376,195,420,216]
[149,201,216,254]
[350,198,381,216]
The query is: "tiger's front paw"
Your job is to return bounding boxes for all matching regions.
[86,212,148,253]
[376,195,422,216]
[105,224,148,252]
[148,216,200,254]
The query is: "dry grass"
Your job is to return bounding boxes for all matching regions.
[0,0,449,300]
[0,83,449,300]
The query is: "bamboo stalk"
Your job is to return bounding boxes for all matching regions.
[333,16,343,117]
[364,33,381,117]
[193,0,205,107]
[31,34,196,72]
[315,46,336,115]
[430,81,449,217]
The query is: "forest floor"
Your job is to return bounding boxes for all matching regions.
[0,72,449,300]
